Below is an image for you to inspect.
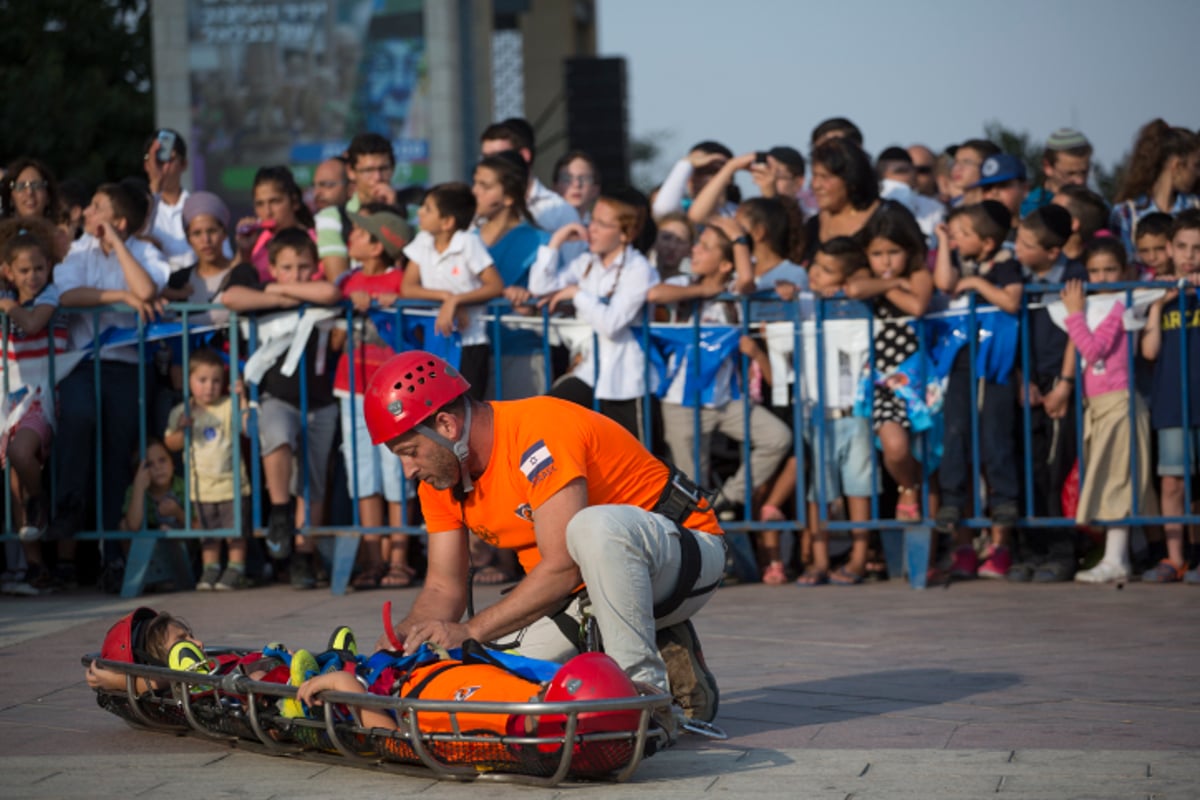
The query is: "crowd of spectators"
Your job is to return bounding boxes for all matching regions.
[1,113,1198,596]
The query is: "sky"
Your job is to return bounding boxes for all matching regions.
[596,0,1200,180]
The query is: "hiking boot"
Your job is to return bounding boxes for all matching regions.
[977,546,1012,579]
[656,620,719,723]
[949,545,979,579]
[266,506,294,559]
[195,563,222,591]
[215,565,248,591]
[290,555,316,590]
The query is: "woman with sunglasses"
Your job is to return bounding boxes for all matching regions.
[1,157,60,223]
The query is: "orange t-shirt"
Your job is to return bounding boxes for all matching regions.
[419,396,723,574]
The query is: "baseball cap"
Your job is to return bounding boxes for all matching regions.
[969,154,1027,188]
[348,209,412,259]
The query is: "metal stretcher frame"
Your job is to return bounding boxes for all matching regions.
[81,651,671,787]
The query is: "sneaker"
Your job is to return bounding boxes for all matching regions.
[18,496,44,542]
[280,648,319,718]
[214,565,248,591]
[934,505,961,534]
[1032,558,1075,583]
[991,501,1020,528]
[266,506,294,559]
[327,625,357,656]
[977,546,1012,579]
[949,545,979,579]
[290,555,316,590]
[1074,561,1129,584]
[167,640,211,673]
[4,564,54,596]
[195,563,222,591]
[1141,559,1185,583]
[656,620,719,723]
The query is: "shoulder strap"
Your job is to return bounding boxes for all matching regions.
[337,203,353,246]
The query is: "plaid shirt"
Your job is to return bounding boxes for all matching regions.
[1109,192,1200,258]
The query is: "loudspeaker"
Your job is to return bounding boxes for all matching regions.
[564,57,630,188]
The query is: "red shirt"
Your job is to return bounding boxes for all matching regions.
[333,267,404,396]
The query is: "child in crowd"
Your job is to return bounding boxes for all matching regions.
[401,182,504,399]
[163,348,251,591]
[1140,210,1200,583]
[933,201,1023,579]
[234,166,318,283]
[0,219,64,543]
[845,201,933,522]
[529,190,661,445]
[1132,212,1174,278]
[85,609,201,694]
[1010,204,1083,582]
[221,228,341,588]
[646,222,790,582]
[121,439,187,534]
[718,197,808,305]
[1051,184,1110,264]
[797,237,875,585]
[651,212,694,285]
[332,204,417,590]
[1062,240,1157,583]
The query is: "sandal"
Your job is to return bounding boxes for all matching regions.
[351,565,385,591]
[473,564,517,585]
[762,561,787,585]
[895,487,920,521]
[795,569,829,587]
[1142,559,1186,583]
[829,565,865,586]
[380,564,413,588]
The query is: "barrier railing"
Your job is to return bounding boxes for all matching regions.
[2,280,1195,595]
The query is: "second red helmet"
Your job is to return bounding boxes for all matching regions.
[363,351,471,445]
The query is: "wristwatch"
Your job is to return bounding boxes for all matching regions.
[733,235,752,248]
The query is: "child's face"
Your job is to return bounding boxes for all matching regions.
[470,167,507,221]
[186,214,227,263]
[188,363,225,407]
[1135,233,1171,273]
[655,220,691,270]
[948,216,986,259]
[866,236,907,280]
[689,228,729,277]
[347,223,378,261]
[4,247,50,301]
[1169,228,1200,275]
[144,443,175,489]
[554,157,600,210]
[950,147,986,194]
[253,181,298,227]
[417,195,451,235]
[1085,252,1125,287]
[1045,152,1090,189]
[808,251,846,293]
[586,201,625,257]
[83,192,118,238]
[162,622,203,655]
[269,245,317,284]
[1014,225,1056,271]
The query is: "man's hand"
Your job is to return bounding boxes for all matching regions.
[402,620,472,655]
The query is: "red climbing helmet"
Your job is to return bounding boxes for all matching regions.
[100,607,160,664]
[363,351,472,445]
[530,652,642,745]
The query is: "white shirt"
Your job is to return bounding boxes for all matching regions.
[660,275,737,408]
[527,178,580,234]
[528,244,659,400]
[54,235,172,362]
[402,230,494,346]
[880,179,945,245]
[149,190,193,271]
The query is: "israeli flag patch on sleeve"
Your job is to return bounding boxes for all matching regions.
[519,440,554,483]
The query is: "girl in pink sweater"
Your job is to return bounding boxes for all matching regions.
[1062,239,1157,583]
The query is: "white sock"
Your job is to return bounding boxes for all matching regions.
[1101,527,1130,570]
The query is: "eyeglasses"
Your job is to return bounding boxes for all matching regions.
[558,174,595,187]
[11,180,48,193]
[314,180,346,190]
[914,166,933,175]
[354,164,393,176]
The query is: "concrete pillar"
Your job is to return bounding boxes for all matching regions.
[150,0,193,190]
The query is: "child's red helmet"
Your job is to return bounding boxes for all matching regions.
[522,653,642,753]
[100,607,160,664]
[363,351,472,445]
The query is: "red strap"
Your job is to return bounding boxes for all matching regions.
[382,601,404,651]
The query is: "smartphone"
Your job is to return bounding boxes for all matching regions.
[156,129,177,163]
[754,151,768,165]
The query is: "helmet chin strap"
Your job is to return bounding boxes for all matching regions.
[415,400,474,494]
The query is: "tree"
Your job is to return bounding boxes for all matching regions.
[0,0,153,187]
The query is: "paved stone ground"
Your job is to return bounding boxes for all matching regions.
[2,577,1198,799]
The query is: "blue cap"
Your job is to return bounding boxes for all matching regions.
[969,154,1027,188]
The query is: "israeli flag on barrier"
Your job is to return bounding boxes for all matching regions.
[635,324,743,407]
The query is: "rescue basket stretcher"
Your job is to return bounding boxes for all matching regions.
[82,648,672,786]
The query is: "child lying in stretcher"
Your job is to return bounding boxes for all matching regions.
[85,607,646,741]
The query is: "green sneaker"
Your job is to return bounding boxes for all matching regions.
[280,649,319,718]
[327,625,357,657]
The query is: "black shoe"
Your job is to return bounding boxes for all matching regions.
[1006,560,1035,583]
[1032,558,1075,583]
[266,506,294,559]
[934,505,961,534]
[44,497,85,542]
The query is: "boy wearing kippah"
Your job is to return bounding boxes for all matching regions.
[1020,128,1093,217]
